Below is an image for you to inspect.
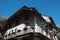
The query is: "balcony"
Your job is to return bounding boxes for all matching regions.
[4,24,58,40]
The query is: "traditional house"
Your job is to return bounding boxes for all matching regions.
[1,6,58,40]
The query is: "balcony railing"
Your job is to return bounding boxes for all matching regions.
[4,24,58,40]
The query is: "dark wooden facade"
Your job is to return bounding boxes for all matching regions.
[1,6,57,34]
[1,6,57,40]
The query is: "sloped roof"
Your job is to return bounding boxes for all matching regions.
[1,6,57,32]
[42,15,57,29]
[2,6,43,30]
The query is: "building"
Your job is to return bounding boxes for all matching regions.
[1,6,58,40]
[56,25,60,40]
[0,16,7,40]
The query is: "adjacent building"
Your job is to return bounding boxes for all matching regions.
[1,6,58,40]
[56,25,60,40]
[0,16,7,40]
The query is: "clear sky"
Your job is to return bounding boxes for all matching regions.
[0,0,60,24]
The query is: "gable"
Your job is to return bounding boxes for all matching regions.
[1,6,57,33]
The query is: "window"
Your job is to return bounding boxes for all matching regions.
[39,22,47,27]
[37,21,47,28]
[37,18,47,30]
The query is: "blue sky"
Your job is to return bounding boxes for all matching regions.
[0,0,60,24]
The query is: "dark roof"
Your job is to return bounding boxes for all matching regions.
[1,6,43,30]
[1,6,57,32]
[49,17,57,29]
